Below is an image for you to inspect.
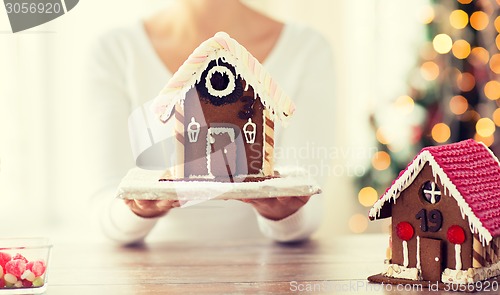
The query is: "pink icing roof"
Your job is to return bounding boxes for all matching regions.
[369,139,500,243]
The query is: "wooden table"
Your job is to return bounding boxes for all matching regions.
[45,234,496,294]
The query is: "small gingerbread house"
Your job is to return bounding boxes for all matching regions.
[151,32,295,180]
[369,139,500,284]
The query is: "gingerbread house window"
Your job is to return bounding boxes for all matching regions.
[206,65,235,97]
[196,60,243,106]
[421,180,441,204]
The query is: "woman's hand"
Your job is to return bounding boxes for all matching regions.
[241,196,310,221]
[124,199,180,218]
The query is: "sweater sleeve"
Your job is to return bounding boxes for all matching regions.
[255,26,335,242]
[93,186,160,245]
[83,31,160,245]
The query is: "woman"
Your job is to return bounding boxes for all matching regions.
[85,0,335,245]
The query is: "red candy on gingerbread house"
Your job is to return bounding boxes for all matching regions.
[151,32,295,181]
[368,139,500,286]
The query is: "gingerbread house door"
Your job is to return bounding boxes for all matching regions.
[420,237,443,281]
[207,127,237,177]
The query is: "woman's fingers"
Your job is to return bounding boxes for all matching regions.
[134,200,157,210]
[240,196,312,220]
[124,199,179,218]
[276,196,310,206]
[161,199,181,208]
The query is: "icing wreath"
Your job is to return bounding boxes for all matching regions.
[196,59,243,106]
[205,66,236,97]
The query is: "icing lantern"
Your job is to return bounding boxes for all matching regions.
[447,225,466,244]
[187,117,201,143]
[243,118,256,144]
[396,222,415,241]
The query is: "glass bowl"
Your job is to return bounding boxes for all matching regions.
[0,238,52,294]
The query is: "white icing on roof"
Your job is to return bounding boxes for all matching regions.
[151,32,295,124]
[368,149,496,246]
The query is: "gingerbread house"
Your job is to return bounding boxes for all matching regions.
[151,32,295,180]
[368,139,500,284]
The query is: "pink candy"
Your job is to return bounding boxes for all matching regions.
[22,279,32,287]
[12,254,28,263]
[0,252,11,268]
[0,252,46,289]
[5,259,26,278]
[26,261,46,277]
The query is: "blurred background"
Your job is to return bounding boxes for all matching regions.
[0,0,498,239]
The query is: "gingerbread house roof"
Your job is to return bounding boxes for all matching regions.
[150,32,295,124]
[369,139,500,245]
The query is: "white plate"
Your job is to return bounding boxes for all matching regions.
[116,167,322,200]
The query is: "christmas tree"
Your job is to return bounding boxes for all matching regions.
[356,0,500,231]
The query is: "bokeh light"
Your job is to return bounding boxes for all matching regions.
[476,118,496,137]
[432,123,451,143]
[449,95,468,115]
[474,133,495,147]
[387,144,402,153]
[450,10,469,29]
[348,214,368,234]
[470,47,490,65]
[495,16,500,33]
[470,11,489,31]
[372,151,391,171]
[420,42,438,60]
[457,0,472,4]
[358,187,379,207]
[484,81,500,100]
[460,110,481,122]
[452,40,471,59]
[433,34,453,54]
[490,54,500,74]
[420,61,440,80]
[394,95,415,114]
[456,72,475,92]
[419,5,435,24]
[496,34,500,51]
[493,108,500,126]
[376,127,390,145]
